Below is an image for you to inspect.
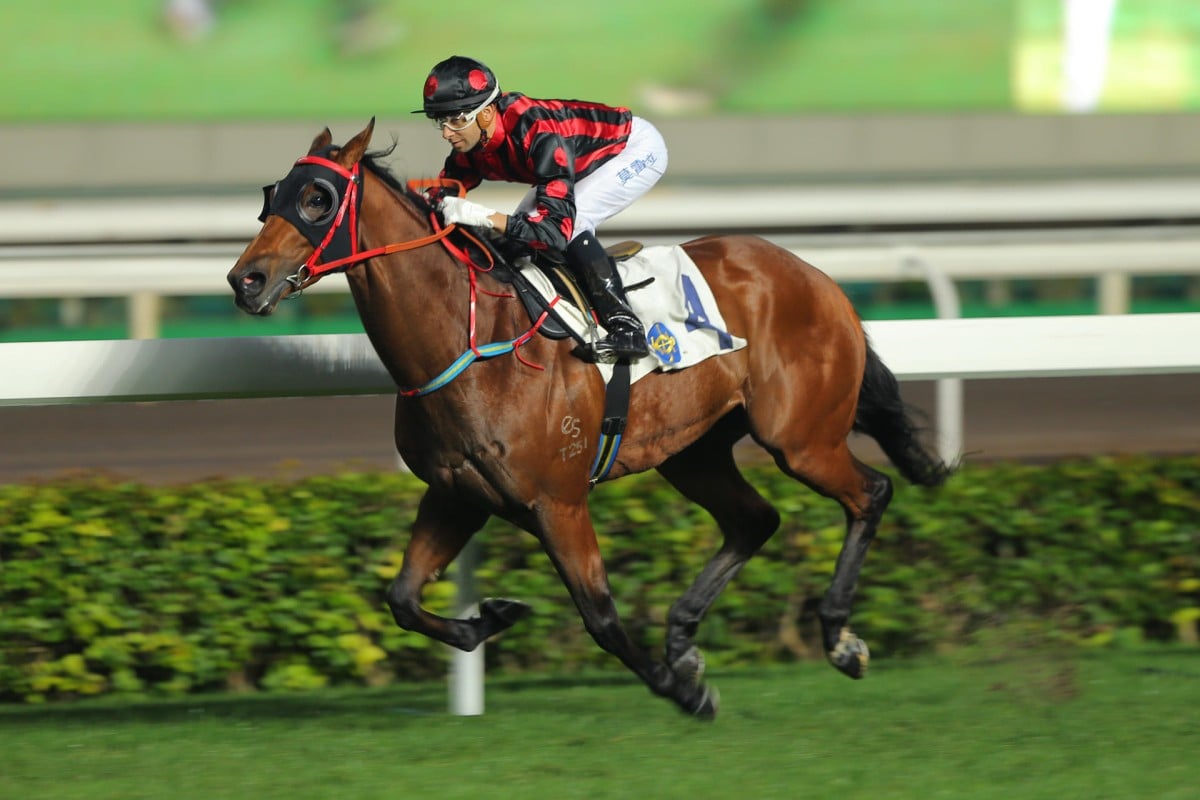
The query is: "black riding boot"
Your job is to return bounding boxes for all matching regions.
[565,233,649,361]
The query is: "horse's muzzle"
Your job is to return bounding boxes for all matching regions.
[228,261,291,315]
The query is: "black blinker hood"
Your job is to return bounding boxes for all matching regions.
[257,156,361,268]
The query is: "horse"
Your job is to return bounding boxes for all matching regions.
[227,118,951,718]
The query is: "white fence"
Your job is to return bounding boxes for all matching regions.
[5,182,1200,337]
[3,314,1199,713]
[6,315,1199,403]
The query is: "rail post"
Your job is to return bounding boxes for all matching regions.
[448,539,485,716]
[899,248,963,465]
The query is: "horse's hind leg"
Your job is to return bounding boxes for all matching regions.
[655,414,781,680]
[386,488,532,652]
[775,441,893,679]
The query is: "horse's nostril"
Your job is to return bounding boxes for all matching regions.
[238,272,265,295]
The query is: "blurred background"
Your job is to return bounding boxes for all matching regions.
[2,0,1199,342]
[7,0,1200,120]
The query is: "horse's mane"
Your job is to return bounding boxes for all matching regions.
[355,142,497,265]
[357,143,436,215]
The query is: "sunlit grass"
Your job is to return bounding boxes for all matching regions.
[2,648,1196,800]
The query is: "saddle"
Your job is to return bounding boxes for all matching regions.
[450,228,646,346]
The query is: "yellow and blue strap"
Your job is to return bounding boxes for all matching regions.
[589,359,632,485]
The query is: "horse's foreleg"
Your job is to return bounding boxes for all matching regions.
[386,489,531,652]
[655,429,780,678]
[539,502,718,719]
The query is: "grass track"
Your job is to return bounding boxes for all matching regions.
[2,648,1196,799]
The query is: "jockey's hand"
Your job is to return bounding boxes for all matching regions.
[422,185,446,206]
[439,196,497,229]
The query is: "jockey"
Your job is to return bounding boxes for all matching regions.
[416,55,669,361]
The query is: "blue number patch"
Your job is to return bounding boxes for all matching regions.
[682,276,733,349]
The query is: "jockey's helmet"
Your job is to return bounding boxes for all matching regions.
[418,56,499,117]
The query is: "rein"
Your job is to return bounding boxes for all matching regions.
[279,156,551,397]
[395,226,558,397]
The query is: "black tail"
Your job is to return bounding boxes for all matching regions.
[853,341,953,487]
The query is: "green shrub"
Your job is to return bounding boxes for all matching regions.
[1,456,1197,702]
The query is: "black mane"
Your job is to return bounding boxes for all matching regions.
[359,144,436,214]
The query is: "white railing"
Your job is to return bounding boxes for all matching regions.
[4,314,1199,713]
[5,234,1200,338]
[5,181,1200,337]
[7,314,1198,397]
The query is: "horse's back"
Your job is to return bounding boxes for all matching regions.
[673,234,867,450]
[681,234,865,352]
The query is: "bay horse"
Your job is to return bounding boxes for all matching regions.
[228,119,950,718]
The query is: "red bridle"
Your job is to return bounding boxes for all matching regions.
[270,158,550,395]
[283,156,466,291]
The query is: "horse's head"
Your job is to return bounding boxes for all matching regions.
[228,118,376,315]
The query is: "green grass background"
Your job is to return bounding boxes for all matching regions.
[7,1,1200,122]
[2,649,1196,799]
[2,0,1012,121]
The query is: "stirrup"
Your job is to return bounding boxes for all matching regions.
[584,340,647,364]
[591,323,649,362]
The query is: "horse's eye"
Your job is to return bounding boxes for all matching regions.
[299,184,336,224]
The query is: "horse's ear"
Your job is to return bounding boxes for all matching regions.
[338,117,375,166]
[309,127,333,155]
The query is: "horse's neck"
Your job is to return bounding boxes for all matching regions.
[346,182,512,391]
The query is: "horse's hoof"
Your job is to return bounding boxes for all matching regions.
[479,597,533,629]
[688,684,720,721]
[671,646,706,686]
[827,627,870,680]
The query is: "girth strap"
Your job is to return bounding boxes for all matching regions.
[588,359,632,485]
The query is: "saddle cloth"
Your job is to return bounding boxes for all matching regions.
[517,244,748,383]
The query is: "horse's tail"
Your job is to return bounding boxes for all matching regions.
[853,339,953,487]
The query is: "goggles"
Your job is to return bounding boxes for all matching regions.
[430,85,500,131]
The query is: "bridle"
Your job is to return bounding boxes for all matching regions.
[257,153,553,398]
[259,154,461,292]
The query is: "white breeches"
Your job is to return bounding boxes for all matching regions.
[514,116,669,241]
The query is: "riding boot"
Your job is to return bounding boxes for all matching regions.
[565,233,650,361]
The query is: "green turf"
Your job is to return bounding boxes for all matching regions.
[1,647,1196,799]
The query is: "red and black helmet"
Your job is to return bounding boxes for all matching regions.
[417,56,499,116]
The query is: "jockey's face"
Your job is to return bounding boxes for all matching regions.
[439,105,494,153]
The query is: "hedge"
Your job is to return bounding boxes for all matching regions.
[1,455,1197,702]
